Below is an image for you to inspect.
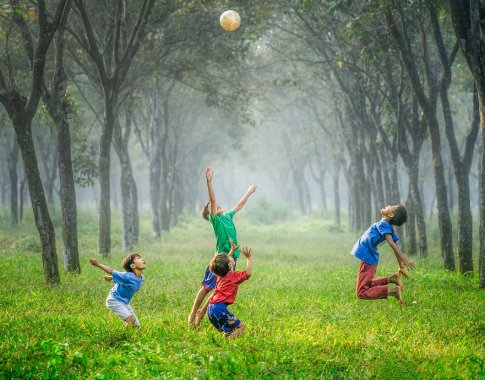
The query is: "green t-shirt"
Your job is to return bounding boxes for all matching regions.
[209,210,240,258]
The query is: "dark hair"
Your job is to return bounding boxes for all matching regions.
[209,254,231,277]
[389,204,408,226]
[200,201,210,221]
[121,253,140,272]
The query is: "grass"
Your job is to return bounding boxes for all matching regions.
[0,211,484,379]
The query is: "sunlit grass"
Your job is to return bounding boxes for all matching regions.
[0,211,483,379]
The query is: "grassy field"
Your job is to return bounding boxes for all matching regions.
[0,211,484,379]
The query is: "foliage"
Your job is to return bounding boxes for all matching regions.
[0,214,483,379]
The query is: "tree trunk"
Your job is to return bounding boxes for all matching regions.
[57,115,80,273]
[19,174,26,223]
[333,159,341,228]
[41,27,80,273]
[15,118,59,283]
[98,101,115,256]
[387,9,454,270]
[405,184,417,256]
[7,138,19,227]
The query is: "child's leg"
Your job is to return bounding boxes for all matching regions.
[356,262,388,299]
[226,322,245,339]
[387,271,404,288]
[188,286,210,326]
[195,297,211,326]
[387,285,403,305]
[106,296,140,326]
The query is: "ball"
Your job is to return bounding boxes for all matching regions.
[220,10,241,32]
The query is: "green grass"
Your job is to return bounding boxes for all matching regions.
[0,212,484,379]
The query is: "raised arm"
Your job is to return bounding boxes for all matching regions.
[241,246,253,278]
[385,235,414,271]
[206,167,217,215]
[89,258,113,275]
[233,185,257,212]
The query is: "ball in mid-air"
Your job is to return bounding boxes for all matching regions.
[220,10,241,32]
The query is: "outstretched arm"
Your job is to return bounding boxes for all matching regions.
[385,235,414,271]
[241,247,253,278]
[90,258,113,275]
[233,185,257,212]
[205,167,217,216]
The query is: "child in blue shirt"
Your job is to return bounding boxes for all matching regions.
[90,253,145,327]
[351,204,414,304]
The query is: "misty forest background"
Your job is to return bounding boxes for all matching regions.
[0,1,485,379]
[1,0,485,284]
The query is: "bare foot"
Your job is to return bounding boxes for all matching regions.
[387,271,403,288]
[225,323,245,339]
[194,309,205,327]
[188,313,196,328]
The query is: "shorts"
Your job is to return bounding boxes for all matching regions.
[201,258,237,290]
[105,294,140,326]
[207,303,241,333]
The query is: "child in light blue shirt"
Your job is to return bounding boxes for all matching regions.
[90,253,145,327]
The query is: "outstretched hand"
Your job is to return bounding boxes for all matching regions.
[241,246,252,258]
[89,258,99,267]
[228,239,240,257]
[247,185,257,194]
[206,167,213,182]
[400,259,415,272]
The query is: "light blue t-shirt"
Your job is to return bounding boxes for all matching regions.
[109,270,144,305]
[351,220,399,265]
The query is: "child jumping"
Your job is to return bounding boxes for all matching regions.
[351,204,414,304]
[188,167,256,328]
[90,253,146,327]
[207,240,252,339]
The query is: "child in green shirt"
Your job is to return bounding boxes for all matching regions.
[188,167,256,328]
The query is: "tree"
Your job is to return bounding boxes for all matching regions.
[69,0,155,256]
[448,0,485,287]
[0,0,72,283]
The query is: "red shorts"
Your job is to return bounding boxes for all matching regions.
[356,261,388,299]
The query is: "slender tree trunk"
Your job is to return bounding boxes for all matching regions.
[405,184,417,256]
[333,160,341,228]
[57,115,80,273]
[98,99,116,256]
[15,118,59,283]
[48,28,80,273]
[119,153,134,251]
[149,134,162,239]
[19,174,26,223]
[7,139,19,227]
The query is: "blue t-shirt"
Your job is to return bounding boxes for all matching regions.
[109,270,144,305]
[351,220,399,265]
[209,210,240,258]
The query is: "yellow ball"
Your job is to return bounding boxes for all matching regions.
[220,10,241,32]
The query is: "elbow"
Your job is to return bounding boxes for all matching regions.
[246,272,252,279]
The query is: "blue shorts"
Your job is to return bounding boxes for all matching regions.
[201,259,237,290]
[207,303,241,333]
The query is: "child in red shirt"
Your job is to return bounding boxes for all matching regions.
[206,240,252,339]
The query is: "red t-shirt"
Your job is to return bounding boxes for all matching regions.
[209,270,248,305]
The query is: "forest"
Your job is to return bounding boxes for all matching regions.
[0,1,484,379]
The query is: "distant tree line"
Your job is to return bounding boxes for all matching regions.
[0,1,484,288]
